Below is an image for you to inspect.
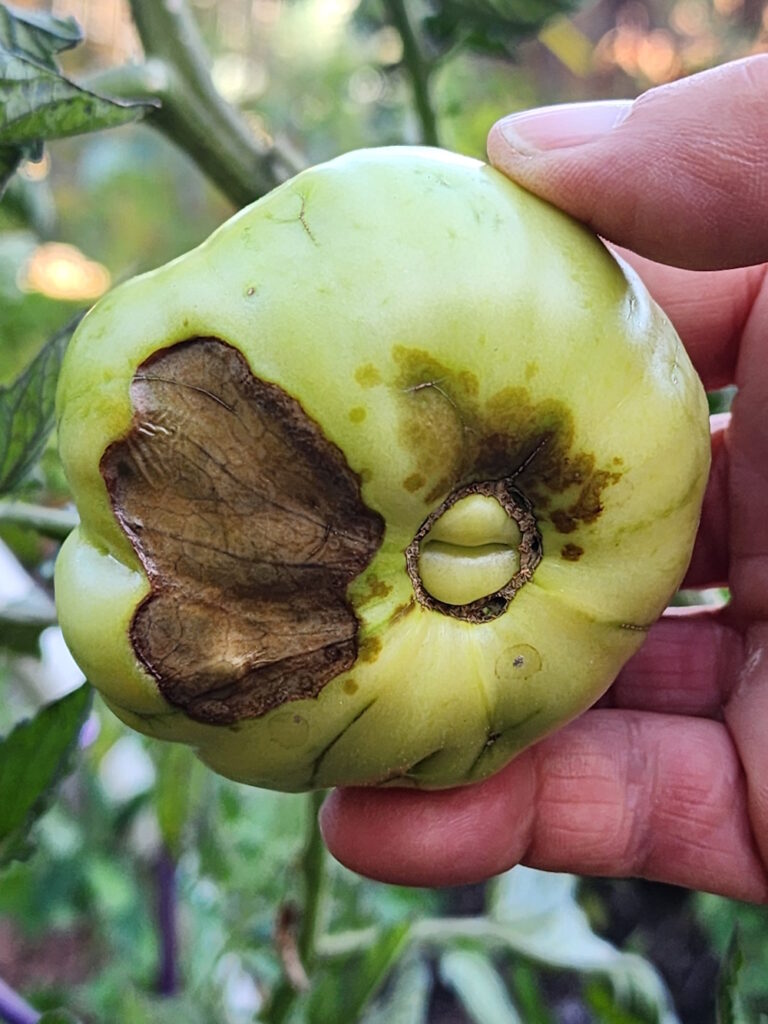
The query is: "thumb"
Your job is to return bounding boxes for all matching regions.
[486,56,768,270]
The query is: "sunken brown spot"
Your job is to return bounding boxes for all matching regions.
[356,575,393,606]
[355,364,382,388]
[561,543,584,561]
[358,633,383,663]
[403,472,425,493]
[101,337,385,725]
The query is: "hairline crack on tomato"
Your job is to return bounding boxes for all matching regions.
[54,146,710,792]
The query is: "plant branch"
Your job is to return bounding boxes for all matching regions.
[128,0,226,109]
[0,500,78,541]
[0,976,39,1024]
[105,0,303,206]
[317,916,534,959]
[383,0,440,146]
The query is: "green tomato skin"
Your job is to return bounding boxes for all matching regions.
[54,147,710,792]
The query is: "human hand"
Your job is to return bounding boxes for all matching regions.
[320,56,768,903]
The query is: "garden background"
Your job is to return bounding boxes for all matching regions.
[0,1,766,1022]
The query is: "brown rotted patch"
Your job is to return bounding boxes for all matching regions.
[392,346,623,532]
[100,337,385,725]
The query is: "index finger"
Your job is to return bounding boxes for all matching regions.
[485,57,768,388]
[487,57,768,271]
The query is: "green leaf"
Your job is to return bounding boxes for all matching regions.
[717,929,750,1024]
[0,4,82,67]
[0,168,56,233]
[38,1010,84,1024]
[361,956,432,1024]
[0,539,57,653]
[0,315,78,496]
[307,923,411,1024]
[103,988,210,1024]
[439,949,522,1024]
[0,589,57,653]
[0,5,146,198]
[0,682,91,867]
[424,0,580,58]
[0,139,20,192]
[584,979,658,1024]
[0,3,152,198]
[708,386,736,415]
[487,867,680,1024]
[0,50,150,148]
[509,963,554,1024]
[0,500,78,542]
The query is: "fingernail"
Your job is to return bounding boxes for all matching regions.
[495,100,633,153]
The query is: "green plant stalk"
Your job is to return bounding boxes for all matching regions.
[121,0,301,206]
[299,789,328,965]
[264,790,328,1024]
[383,0,440,146]
[0,500,78,541]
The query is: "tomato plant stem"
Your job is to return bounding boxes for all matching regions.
[264,791,328,1024]
[116,0,301,207]
[0,501,78,541]
[383,0,440,146]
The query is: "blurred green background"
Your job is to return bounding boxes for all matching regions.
[0,1,767,1022]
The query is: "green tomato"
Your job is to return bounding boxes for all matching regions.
[54,146,710,791]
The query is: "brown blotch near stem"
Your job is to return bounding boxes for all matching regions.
[101,337,385,725]
[392,346,623,531]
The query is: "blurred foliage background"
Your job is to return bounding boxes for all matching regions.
[0,1,767,1022]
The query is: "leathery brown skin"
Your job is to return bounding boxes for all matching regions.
[320,57,768,903]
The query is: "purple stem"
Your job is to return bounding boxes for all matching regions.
[0,977,39,1024]
[155,848,178,996]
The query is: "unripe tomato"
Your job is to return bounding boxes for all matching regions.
[55,147,710,791]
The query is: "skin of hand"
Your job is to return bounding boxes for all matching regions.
[319,55,768,904]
